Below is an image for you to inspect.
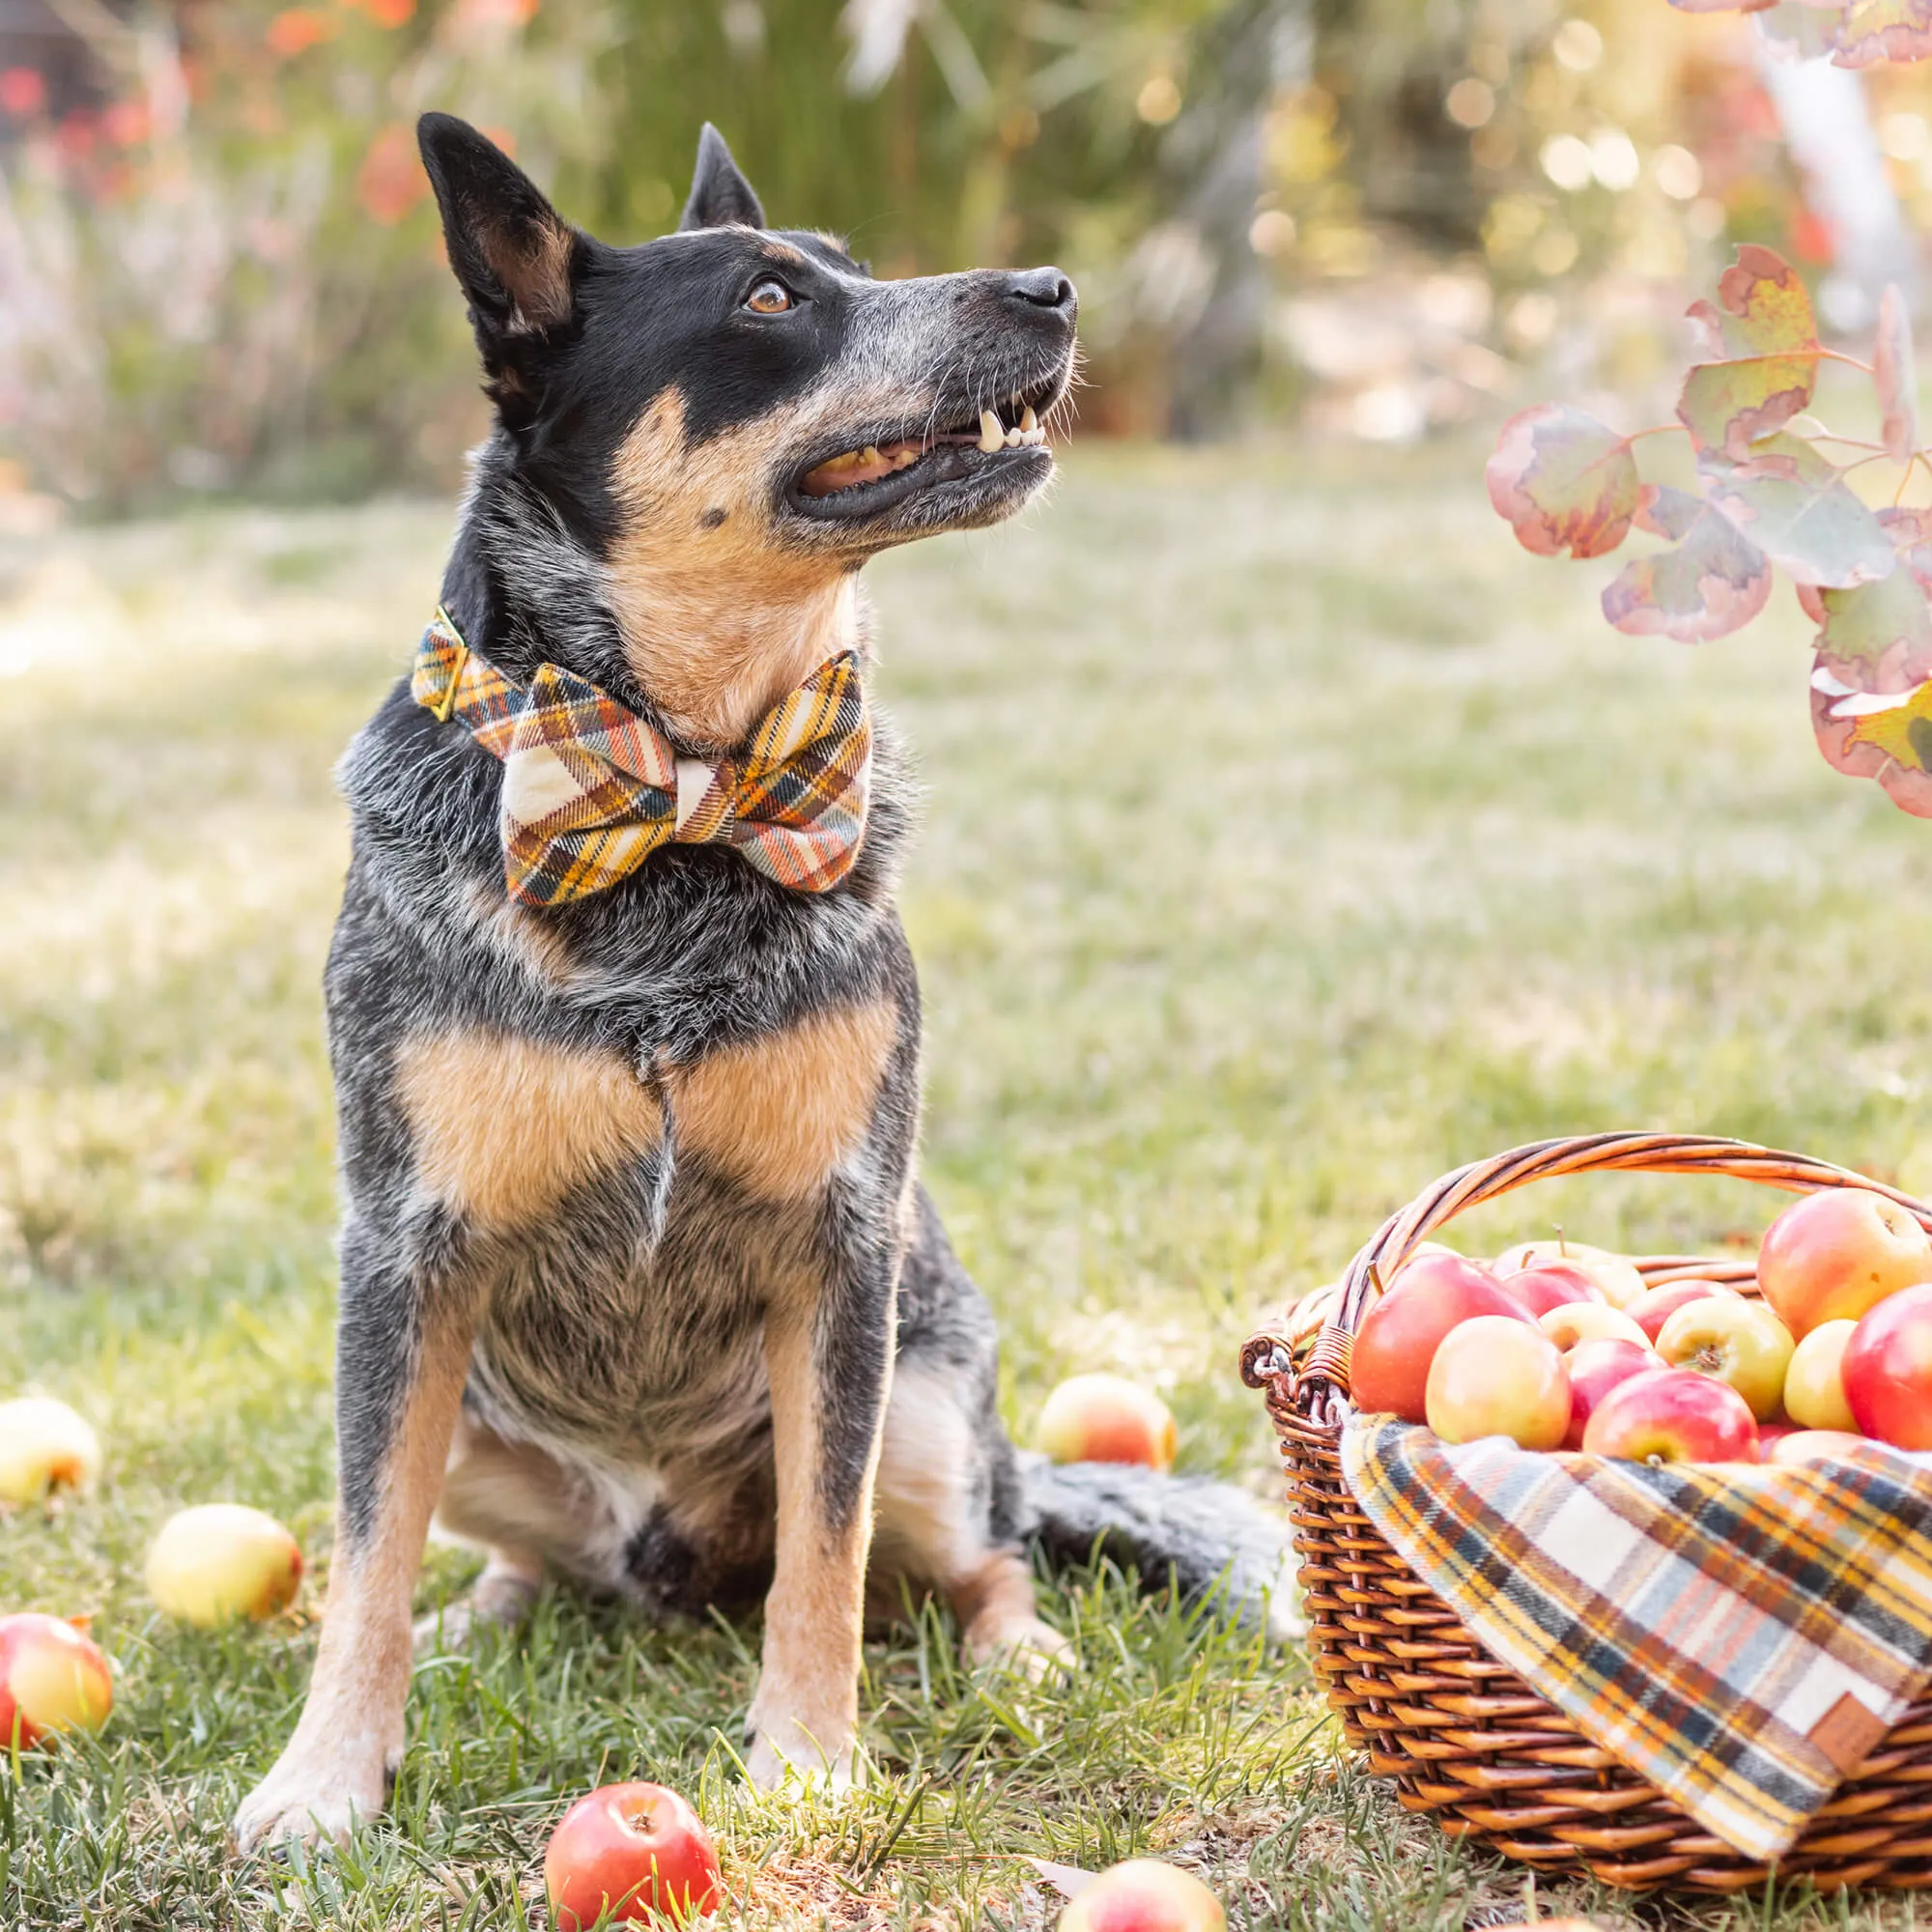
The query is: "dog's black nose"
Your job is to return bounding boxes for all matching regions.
[1004,267,1077,320]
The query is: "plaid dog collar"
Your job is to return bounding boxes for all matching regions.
[411,607,872,906]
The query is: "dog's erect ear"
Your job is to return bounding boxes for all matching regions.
[418,113,582,355]
[680,124,765,231]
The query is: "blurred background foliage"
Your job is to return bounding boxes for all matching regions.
[1,0,1929,510]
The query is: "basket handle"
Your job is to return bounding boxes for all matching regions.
[1277,1131,1932,1432]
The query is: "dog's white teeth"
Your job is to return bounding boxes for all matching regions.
[861,445,881,465]
[978,410,1005,453]
[1020,405,1037,435]
[1004,425,1024,448]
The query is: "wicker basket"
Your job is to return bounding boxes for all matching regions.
[1241,1131,1932,1893]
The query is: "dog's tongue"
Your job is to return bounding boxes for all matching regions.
[801,438,923,497]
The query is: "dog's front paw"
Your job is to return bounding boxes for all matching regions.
[965,1613,1074,1684]
[742,1697,857,1795]
[234,1738,393,1852]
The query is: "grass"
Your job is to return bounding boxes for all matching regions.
[5,442,1932,1928]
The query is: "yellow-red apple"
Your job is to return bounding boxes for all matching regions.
[544,1781,722,1930]
[1757,1187,1932,1338]
[1843,1282,1932,1450]
[1769,1429,1868,1465]
[1351,1256,1534,1423]
[0,1612,111,1747]
[1497,1263,1605,1321]
[1059,1859,1225,1932]
[1495,1241,1648,1310]
[1582,1367,1759,1463]
[1426,1317,1571,1449]
[1540,1303,1649,1353]
[1037,1376,1177,1472]
[1782,1319,1859,1432]
[1627,1279,1739,1344]
[1561,1337,1662,1449]
[1656,1297,1795,1422]
[0,1398,101,1505]
[145,1504,303,1625]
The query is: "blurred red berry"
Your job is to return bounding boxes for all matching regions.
[358,123,427,223]
[0,68,47,117]
[267,9,335,57]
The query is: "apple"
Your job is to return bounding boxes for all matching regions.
[1497,1263,1605,1321]
[1757,1186,1932,1339]
[1843,1282,1932,1450]
[1037,1375,1177,1472]
[1426,1317,1571,1450]
[1582,1368,1759,1463]
[145,1504,303,1625]
[1626,1278,1739,1344]
[1769,1429,1868,1466]
[1782,1319,1860,1432]
[1560,1337,1662,1449]
[0,1398,101,1505]
[544,1781,723,1930]
[1059,1859,1225,1932]
[1495,1240,1648,1310]
[1351,1255,1535,1423]
[1539,1302,1649,1353]
[1655,1297,1795,1422]
[0,1612,112,1747]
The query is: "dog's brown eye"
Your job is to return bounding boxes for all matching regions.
[746,280,793,314]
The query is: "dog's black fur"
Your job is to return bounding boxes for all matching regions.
[235,116,1292,1850]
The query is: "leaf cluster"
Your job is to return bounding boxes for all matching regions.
[1668,0,1932,67]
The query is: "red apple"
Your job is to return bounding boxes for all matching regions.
[1843,1282,1932,1450]
[1758,1187,1932,1339]
[544,1781,722,1930]
[1769,1429,1868,1466]
[1494,1241,1648,1310]
[1059,1859,1225,1932]
[1351,1255,1535,1423]
[1539,1302,1649,1353]
[1426,1317,1571,1450]
[1626,1279,1739,1344]
[1655,1296,1795,1422]
[1782,1319,1859,1432]
[1037,1375,1177,1472]
[1497,1263,1605,1320]
[0,1612,112,1747]
[1561,1337,1662,1450]
[1582,1368,1759,1463]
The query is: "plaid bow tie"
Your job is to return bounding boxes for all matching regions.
[411,608,872,906]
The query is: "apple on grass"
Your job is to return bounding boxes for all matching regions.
[1782,1319,1859,1432]
[1560,1337,1662,1450]
[1757,1186,1932,1338]
[1037,1376,1177,1472]
[1626,1279,1738,1344]
[1351,1254,1536,1423]
[0,1398,101,1505]
[1540,1302,1649,1353]
[0,1612,112,1747]
[1843,1282,1932,1450]
[1426,1317,1571,1450]
[1654,1297,1795,1422]
[145,1505,302,1626]
[1059,1859,1224,1932]
[1582,1368,1759,1463]
[545,1782,722,1930]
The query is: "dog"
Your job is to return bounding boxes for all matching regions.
[234,113,1293,1851]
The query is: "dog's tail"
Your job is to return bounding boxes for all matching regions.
[1016,1451,1304,1640]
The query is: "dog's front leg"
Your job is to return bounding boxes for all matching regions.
[235,1229,476,1850]
[744,1264,895,1792]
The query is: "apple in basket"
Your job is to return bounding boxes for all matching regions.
[1654,1297,1794,1423]
[1496,1263,1605,1321]
[1582,1367,1759,1463]
[1781,1319,1860,1433]
[1539,1302,1649,1353]
[1561,1337,1662,1450]
[1058,1858,1224,1932]
[1769,1429,1868,1465]
[1351,1255,1536,1423]
[1756,1186,1932,1338]
[1426,1317,1571,1450]
[1495,1239,1648,1310]
[1842,1282,1932,1450]
[1626,1277,1738,1344]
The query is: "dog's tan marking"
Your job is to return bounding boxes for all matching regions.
[762,242,806,267]
[235,1303,477,1848]
[462,880,575,985]
[399,1031,660,1228]
[491,214,576,330]
[673,1002,896,1201]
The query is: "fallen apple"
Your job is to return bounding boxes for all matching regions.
[1497,1262,1605,1321]
[1582,1367,1759,1464]
[1059,1858,1225,1932]
[1540,1302,1649,1353]
[1781,1319,1859,1433]
[1561,1337,1662,1450]
[0,1612,112,1747]
[1757,1186,1932,1339]
[1037,1375,1177,1472]
[1351,1254,1534,1423]
[1426,1316,1571,1450]
[1494,1240,1648,1310]
[1768,1429,1868,1466]
[544,1781,723,1930]
[145,1504,303,1625]
[1626,1278,1739,1344]
[1843,1282,1932,1451]
[0,1397,101,1505]
[1655,1296,1795,1422]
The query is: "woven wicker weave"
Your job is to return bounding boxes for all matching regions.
[1241,1132,1932,1892]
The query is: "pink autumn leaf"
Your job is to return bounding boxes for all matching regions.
[1833,0,1932,65]
[1812,570,1932,693]
[1875,285,1918,466]
[1703,433,1895,587]
[1677,247,1820,461]
[1487,405,1640,559]
[1602,485,1773,641]
[1813,664,1932,815]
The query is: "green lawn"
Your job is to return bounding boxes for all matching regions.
[5,444,1932,1928]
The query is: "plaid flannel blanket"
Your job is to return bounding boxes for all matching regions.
[1341,1417,1932,1861]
